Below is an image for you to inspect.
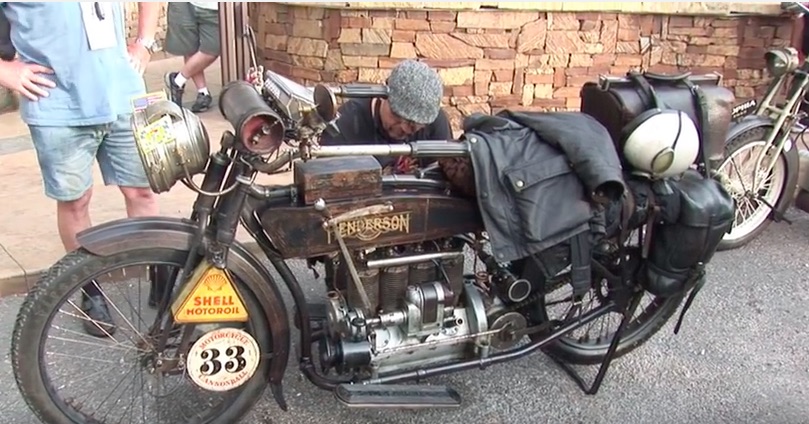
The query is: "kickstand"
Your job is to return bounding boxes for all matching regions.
[546,292,644,395]
[758,196,792,224]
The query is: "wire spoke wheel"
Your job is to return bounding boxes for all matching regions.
[720,143,784,238]
[518,233,683,366]
[535,272,681,365]
[12,248,272,424]
[716,128,788,250]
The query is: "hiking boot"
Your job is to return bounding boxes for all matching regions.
[148,276,161,308]
[191,92,213,113]
[148,265,174,309]
[80,292,117,338]
[164,71,184,107]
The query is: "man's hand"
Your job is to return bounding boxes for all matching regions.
[127,42,151,76]
[130,2,162,76]
[0,60,55,101]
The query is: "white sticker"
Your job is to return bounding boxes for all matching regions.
[185,327,261,392]
[79,2,118,51]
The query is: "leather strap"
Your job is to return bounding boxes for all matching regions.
[628,71,663,109]
[681,78,712,178]
[569,232,592,300]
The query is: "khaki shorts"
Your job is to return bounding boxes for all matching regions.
[165,2,221,57]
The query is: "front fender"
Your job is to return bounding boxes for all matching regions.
[76,216,291,410]
[726,115,800,221]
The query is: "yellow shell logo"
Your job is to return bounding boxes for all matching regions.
[202,273,228,292]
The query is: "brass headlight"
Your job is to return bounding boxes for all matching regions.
[131,100,211,194]
[765,46,800,77]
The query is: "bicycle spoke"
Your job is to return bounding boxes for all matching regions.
[23,254,269,424]
[93,364,139,420]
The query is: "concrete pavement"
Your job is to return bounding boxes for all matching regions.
[0,56,292,295]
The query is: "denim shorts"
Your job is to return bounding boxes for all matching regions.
[28,113,150,202]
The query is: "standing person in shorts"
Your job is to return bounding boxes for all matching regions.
[0,2,162,337]
[163,1,220,113]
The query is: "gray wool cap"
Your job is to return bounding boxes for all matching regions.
[386,60,443,125]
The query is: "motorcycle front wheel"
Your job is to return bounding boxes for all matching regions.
[716,127,790,251]
[11,247,272,424]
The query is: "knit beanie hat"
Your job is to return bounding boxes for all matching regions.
[386,60,443,124]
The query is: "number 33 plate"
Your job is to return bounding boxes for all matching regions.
[186,327,261,392]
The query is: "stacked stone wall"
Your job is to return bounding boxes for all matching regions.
[251,4,792,131]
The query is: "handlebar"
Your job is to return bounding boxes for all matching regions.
[248,140,470,175]
[329,84,389,99]
[307,140,471,159]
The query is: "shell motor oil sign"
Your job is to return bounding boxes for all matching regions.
[171,263,249,324]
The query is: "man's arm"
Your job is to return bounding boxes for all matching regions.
[0,3,54,100]
[136,2,162,42]
[127,2,163,74]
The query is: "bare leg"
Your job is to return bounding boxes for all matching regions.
[56,189,93,252]
[119,186,159,218]
[180,51,217,87]
[177,54,208,92]
[56,188,119,337]
[191,71,207,93]
[180,54,191,74]
[180,51,217,112]
[174,55,193,86]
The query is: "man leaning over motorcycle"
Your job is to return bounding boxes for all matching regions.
[319,59,453,174]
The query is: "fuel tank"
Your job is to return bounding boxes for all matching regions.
[252,158,483,259]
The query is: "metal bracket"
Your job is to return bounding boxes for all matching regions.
[315,199,393,313]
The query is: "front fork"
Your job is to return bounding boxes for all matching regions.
[150,132,253,353]
[751,70,809,190]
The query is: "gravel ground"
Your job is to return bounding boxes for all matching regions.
[1,210,808,424]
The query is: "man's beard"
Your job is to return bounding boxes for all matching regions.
[381,125,408,141]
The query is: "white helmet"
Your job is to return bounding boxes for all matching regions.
[622,107,700,179]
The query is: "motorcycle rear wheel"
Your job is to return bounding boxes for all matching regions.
[11,247,272,424]
[518,248,683,366]
[535,291,683,366]
[715,127,789,251]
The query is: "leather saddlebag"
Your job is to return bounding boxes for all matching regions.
[580,72,735,168]
[643,170,735,297]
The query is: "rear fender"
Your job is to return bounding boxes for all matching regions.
[726,116,799,221]
[76,216,291,409]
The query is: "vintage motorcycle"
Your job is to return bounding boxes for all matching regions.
[9,64,735,422]
[714,1,809,250]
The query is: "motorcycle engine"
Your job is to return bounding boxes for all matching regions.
[318,238,533,377]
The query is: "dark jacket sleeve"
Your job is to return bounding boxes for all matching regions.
[426,109,453,141]
[0,6,15,62]
[319,101,361,146]
[497,110,626,202]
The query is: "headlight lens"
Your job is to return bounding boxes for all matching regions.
[131,100,211,194]
[765,47,800,77]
